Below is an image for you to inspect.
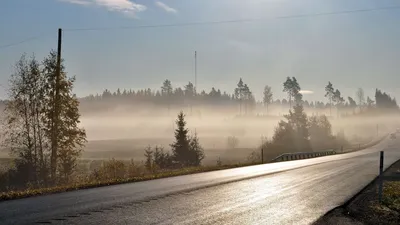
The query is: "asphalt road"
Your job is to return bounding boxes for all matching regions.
[1,137,399,225]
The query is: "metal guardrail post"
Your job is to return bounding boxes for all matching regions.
[261,148,264,164]
[378,151,384,203]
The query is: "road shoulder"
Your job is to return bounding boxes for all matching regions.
[313,159,400,225]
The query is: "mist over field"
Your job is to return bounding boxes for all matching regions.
[78,103,400,165]
[1,84,399,168]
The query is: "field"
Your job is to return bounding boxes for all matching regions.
[1,108,399,171]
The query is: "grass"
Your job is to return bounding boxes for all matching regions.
[0,135,386,203]
[0,162,256,202]
[382,181,400,212]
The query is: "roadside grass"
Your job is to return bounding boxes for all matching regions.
[382,181,400,212]
[0,162,256,202]
[0,137,385,202]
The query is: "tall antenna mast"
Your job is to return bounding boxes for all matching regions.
[195,51,197,94]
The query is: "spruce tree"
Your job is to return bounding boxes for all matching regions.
[171,111,191,166]
[188,131,205,166]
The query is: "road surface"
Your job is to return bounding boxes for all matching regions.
[1,137,399,225]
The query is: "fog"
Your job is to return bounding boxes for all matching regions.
[80,104,400,165]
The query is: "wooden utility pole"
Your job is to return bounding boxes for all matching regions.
[51,28,62,181]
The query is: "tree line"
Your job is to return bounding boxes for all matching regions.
[79,78,398,116]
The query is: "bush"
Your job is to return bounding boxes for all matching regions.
[89,158,143,182]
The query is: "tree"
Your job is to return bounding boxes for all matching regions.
[188,131,205,166]
[144,146,153,171]
[285,104,310,151]
[2,50,86,187]
[161,79,173,114]
[184,82,195,114]
[234,78,245,115]
[184,82,195,98]
[242,84,255,115]
[170,111,191,166]
[262,78,310,154]
[153,146,173,169]
[325,82,335,116]
[264,104,310,154]
[263,85,273,115]
[356,88,365,112]
[348,97,357,114]
[366,97,375,108]
[375,89,398,110]
[283,77,301,108]
[42,50,87,183]
[170,111,204,167]
[333,89,344,117]
[309,115,335,150]
[161,79,173,96]
[2,54,48,188]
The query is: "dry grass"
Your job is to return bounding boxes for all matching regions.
[383,181,400,212]
[0,162,256,202]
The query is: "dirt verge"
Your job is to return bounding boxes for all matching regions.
[313,160,400,225]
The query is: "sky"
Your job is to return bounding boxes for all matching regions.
[1,0,400,102]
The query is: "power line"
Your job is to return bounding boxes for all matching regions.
[1,5,400,49]
[0,36,41,49]
[64,5,400,32]
[0,31,52,50]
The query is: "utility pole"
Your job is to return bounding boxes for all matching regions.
[51,28,62,181]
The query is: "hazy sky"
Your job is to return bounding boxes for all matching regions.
[1,0,400,102]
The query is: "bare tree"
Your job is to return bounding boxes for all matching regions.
[356,88,365,112]
[263,85,273,115]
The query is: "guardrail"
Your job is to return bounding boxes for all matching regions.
[270,149,337,163]
[270,134,389,163]
[340,133,388,153]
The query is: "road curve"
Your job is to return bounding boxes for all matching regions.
[1,137,399,225]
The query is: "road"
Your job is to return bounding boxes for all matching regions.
[1,137,399,225]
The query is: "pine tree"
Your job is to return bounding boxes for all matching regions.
[325,82,335,116]
[161,79,173,114]
[234,78,245,115]
[283,77,301,108]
